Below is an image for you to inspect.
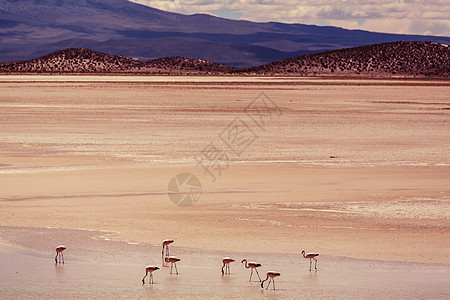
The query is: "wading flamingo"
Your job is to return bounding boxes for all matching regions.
[261,271,281,290]
[142,265,159,284]
[165,256,181,274]
[221,257,235,275]
[55,245,66,264]
[301,249,319,271]
[162,239,174,259]
[241,259,262,281]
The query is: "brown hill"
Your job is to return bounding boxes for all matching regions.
[0,48,231,74]
[0,48,142,73]
[244,41,450,76]
[0,42,449,76]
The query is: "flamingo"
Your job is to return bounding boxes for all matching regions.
[142,265,160,284]
[165,256,181,274]
[261,271,281,290]
[55,245,66,264]
[241,259,262,282]
[301,249,319,271]
[221,257,235,275]
[162,239,174,259]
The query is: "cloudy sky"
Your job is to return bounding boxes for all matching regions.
[131,0,450,36]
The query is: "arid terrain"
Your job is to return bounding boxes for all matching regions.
[3,0,450,67]
[0,76,449,298]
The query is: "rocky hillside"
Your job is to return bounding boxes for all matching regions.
[0,48,142,73]
[245,41,450,76]
[0,48,231,74]
[0,42,449,76]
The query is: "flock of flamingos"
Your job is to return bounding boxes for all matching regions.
[54,239,319,290]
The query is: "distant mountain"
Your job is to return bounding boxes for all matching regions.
[246,41,450,76]
[1,0,450,67]
[1,42,448,76]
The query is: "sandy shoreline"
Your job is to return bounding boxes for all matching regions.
[0,75,449,297]
[1,226,449,299]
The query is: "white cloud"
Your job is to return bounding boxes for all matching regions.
[130,0,450,36]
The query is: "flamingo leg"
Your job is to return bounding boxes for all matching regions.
[142,271,148,283]
[309,259,312,271]
[255,268,261,282]
[150,272,153,284]
[249,268,253,281]
[266,278,271,290]
[55,253,58,263]
[61,252,64,264]
[174,263,178,274]
[166,246,170,256]
[314,257,318,270]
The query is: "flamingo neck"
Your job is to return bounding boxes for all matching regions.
[260,275,269,287]
[241,259,246,268]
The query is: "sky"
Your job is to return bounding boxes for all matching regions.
[131,0,450,37]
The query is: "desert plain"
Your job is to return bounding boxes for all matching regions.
[0,75,449,298]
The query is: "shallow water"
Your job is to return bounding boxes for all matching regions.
[1,226,449,299]
[237,196,450,220]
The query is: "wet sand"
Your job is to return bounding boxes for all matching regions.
[1,226,449,299]
[0,75,449,298]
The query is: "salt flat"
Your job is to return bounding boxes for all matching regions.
[0,76,449,298]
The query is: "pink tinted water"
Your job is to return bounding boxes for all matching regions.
[0,226,449,299]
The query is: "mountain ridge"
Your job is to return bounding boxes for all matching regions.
[1,0,450,67]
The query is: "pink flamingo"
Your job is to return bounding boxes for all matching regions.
[162,239,174,259]
[301,249,319,271]
[221,257,235,275]
[261,271,281,290]
[241,259,262,281]
[165,256,181,274]
[142,265,160,284]
[55,245,66,264]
